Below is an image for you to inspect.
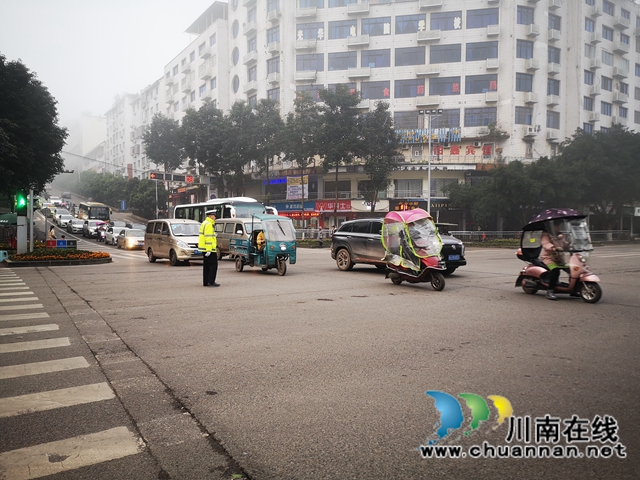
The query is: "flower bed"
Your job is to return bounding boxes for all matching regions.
[3,248,111,267]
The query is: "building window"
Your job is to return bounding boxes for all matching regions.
[267,57,280,74]
[199,84,206,96]
[600,126,609,133]
[429,76,461,96]
[362,49,391,68]
[547,111,560,129]
[190,91,196,102]
[465,74,497,94]
[602,26,613,41]
[549,14,561,31]
[394,79,425,98]
[267,26,280,44]
[248,65,257,82]
[430,109,460,128]
[190,51,195,62]
[268,0,279,13]
[517,6,534,25]
[603,0,614,16]
[232,20,239,38]
[209,34,216,46]
[548,78,560,96]
[467,8,499,29]
[601,76,612,91]
[296,85,322,101]
[516,73,533,92]
[584,96,594,111]
[232,76,239,94]
[636,87,640,100]
[515,106,533,125]
[516,40,534,59]
[198,42,206,55]
[585,0,595,5]
[466,41,498,61]
[248,36,257,53]
[464,107,497,127]
[296,22,324,40]
[585,43,596,59]
[296,53,323,71]
[635,110,640,124]
[601,102,612,116]
[361,81,391,99]
[232,48,239,65]
[362,17,391,36]
[328,19,356,39]
[395,46,425,66]
[585,18,595,33]
[210,77,217,89]
[636,64,640,77]
[548,46,561,64]
[328,0,356,6]
[583,123,593,134]
[300,0,324,7]
[618,106,628,118]
[619,82,628,95]
[430,44,461,64]
[328,51,357,70]
[602,50,613,66]
[328,83,356,94]
[396,14,426,34]
[248,95,257,108]
[173,65,179,75]
[621,8,630,20]
[267,87,280,101]
[430,11,463,31]
[248,7,257,23]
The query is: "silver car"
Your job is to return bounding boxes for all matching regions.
[145,219,202,266]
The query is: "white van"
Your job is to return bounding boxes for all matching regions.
[145,219,202,266]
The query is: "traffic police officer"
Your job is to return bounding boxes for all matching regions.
[199,210,219,287]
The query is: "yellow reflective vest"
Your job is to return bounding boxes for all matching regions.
[198,217,217,252]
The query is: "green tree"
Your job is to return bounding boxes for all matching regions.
[0,55,67,200]
[359,101,398,213]
[223,101,256,196]
[317,84,364,223]
[251,99,284,204]
[142,113,184,172]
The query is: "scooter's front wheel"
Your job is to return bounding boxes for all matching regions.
[235,257,244,272]
[430,272,446,291]
[580,282,602,303]
[276,257,287,276]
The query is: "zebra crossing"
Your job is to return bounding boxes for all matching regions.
[0,269,143,479]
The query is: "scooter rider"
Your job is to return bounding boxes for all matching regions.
[540,220,570,300]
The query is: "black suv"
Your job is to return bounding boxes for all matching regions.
[331,218,466,275]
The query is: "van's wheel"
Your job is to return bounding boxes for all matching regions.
[277,258,287,276]
[336,249,354,271]
[430,272,446,291]
[169,250,179,266]
[216,250,222,260]
[235,257,244,272]
[580,282,602,303]
[147,248,156,263]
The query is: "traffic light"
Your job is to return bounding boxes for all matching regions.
[15,190,28,216]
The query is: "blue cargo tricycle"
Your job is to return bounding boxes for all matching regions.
[229,214,297,276]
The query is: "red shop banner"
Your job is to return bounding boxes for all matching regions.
[315,200,351,212]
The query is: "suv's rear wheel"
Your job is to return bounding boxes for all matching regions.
[169,250,179,266]
[443,266,457,276]
[336,249,354,271]
[147,248,156,263]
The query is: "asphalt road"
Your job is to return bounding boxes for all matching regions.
[2,241,639,479]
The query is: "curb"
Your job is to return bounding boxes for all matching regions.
[2,257,112,268]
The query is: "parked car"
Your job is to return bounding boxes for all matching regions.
[67,218,84,234]
[330,217,466,275]
[116,228,145,250]
[57,214,74,228]
[83,220,102,238]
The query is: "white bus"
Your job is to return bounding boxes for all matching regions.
[173,197,274,222]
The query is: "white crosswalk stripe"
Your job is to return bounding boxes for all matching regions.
[0,269,143,477]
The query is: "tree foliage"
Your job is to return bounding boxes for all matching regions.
[142,114,183,172]
[0,54,67,200]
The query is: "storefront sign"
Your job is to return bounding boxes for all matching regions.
[286,176,309,200]
[316,200,352,212]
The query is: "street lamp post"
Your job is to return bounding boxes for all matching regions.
[420,109,443,214]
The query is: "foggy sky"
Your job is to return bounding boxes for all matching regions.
[0,0,219,127]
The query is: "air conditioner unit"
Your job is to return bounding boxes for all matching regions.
[443,142,450,148]
[473,141,482,148]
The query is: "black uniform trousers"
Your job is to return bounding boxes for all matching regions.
[203,252,218,286]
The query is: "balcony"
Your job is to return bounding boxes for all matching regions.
[612,66,628,78]
[613,15,630,30]
[612,41,629,55]
[294,71,317,82]
[165,77,174,87]
[268,41,280,55]
[295,7,317,19]
[488,0,500,3]
[589,31,602,44]
[547,95,560,106]
[417,30,441,43]
[527,24,540,38]
[243,81,258,95]
[548,62,561,76]
[522,126,537,138]
[589,58,601,70]
[295,39,317,51]
[478,126,490,135]
[267,9,281,23]
[611,115,627,125]
[486,58,499,70]
[487,24,500,37]
[589,85,601,96]
[242,0,256,6]
[524,92,538,104]
[181,81,193,94]
[525,58,540,71]
[485,91,498,103]
[546,129,560,142]
[243,50,258,65]
[588,112,600,122]
[199,46,212,59]
[548,0,562,9]
[419,0,442,8]
[201,91,212,101]
[243,21,257,36]
[548,29,561,42]
[612,92,628,103]
[347,67,371,79]
[347,35,370,47]
[182,63,192,74]
[589,4,602,17]
[267,72,280,84]
[199,65,212,80]
[416,65,440,76]
[415,95,441,107]
[347,2,369,15]
[527,0,540,3]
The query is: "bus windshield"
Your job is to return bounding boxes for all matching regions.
[78,202,110,221]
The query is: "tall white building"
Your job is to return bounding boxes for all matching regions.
[104,94,137,177]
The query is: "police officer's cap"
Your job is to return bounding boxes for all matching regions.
[205,210,216,216]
